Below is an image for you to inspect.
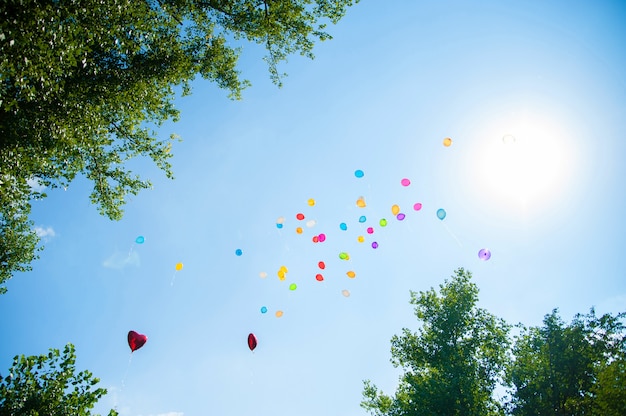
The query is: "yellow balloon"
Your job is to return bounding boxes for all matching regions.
[175,262,183,271]
[279,265,288,273]
[391,204,400,215]
[278,270,285,280]
[296,227,303,234]
[346,271,356,278]
[357,235,365,243]
[275,310,284,318]
[307,198,315,206]
[356,196,366,208]
[443,137,452,147]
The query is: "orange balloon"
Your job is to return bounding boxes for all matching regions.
[356,196,366,208]
[296,227,303,234]
[346,271,356,278]
[443,137,452,147]
[275,310,284,318]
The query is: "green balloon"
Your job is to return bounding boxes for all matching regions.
[289,283,297,291]
[379,218,388,227]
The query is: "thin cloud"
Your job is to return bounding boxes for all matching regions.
[102,250,140,269]
[34,226,56,240]
[27,177,46,193]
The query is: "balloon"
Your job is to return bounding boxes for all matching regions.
[280,265,288,273]
[307,198,315,206]
[396,213,406,221]
[359,215,367,223]
[275,310,284,318]
[339,252,349,260]
[312,235,319,243]
[356,197,366,208]
[436,208,446,220]
[128,330,148,352]
[318,261,326,269]
[339,222,348,231]
[379,218,388,227]
[401,178,411,187]
[367,227,374,234]
[478,248,492,261]
[391,204,400,215]
[235,248,243,256]
[357,235,365,243]
[296,213,305,220]
[354,169,364,178]
[259,272,267,279]
[276,223,284,229]
[277,270,286,280]
[502,134,516,144]
[296,227,303,234]
[346,271,356,278]
[289,283,297,291]
[260,306,268,314]
[135,236,144,244]
[248,333,258,351]
[318,233,326,242]
[276,216,285,224]
[175,262,183,271]
[306,220,316,228]
[315,274,324,281]
[342,289,350,297]
[371,242,379,249]
[443,137,452,147]
[413,203,422,211]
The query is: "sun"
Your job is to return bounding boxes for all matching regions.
[473,115,569,208]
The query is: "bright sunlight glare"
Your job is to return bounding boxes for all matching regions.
[474,116,570,208]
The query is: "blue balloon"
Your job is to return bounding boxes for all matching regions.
[135,236,144,244]
[436,208,446,220]
[235,248,243,256]
[260,306,268,314]
[354,169,364,178]
[276,223,283,229]
[339,222,348,231]
[359,215,366,223]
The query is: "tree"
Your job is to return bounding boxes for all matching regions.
[0,343,117,415]
[507,308,626,415]
[361,268,511,416]
[0,0,359,292]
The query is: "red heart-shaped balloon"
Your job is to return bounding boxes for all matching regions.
[128,330,148,352]
[248,333,258,351]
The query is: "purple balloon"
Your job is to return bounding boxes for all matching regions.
[478,249,491,261]
[396,213,406,221]
[371,241,379,249]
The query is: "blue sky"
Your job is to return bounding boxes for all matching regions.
[2,1,626,415]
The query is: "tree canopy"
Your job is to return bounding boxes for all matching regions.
[361,268,511,416]
[0,343,117,416]
[0,0,359,292]
[507,308,626,415]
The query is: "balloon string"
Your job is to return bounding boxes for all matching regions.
[442,222,463,248]
[127,244,135,258]
[170,271,177,286]
[120,352,133,389]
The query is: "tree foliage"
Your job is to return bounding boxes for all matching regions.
[0,0,358,292]
[361,268,511,416]
[0,343,117,416]
[507,308,626,415]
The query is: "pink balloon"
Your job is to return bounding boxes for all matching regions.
[318,233,326,242]
[413,203,422,211]
[401,178,411,187]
